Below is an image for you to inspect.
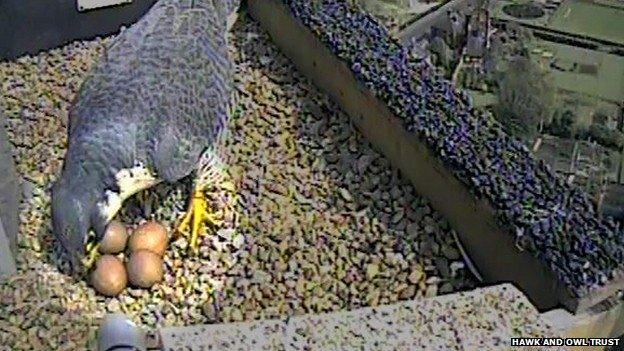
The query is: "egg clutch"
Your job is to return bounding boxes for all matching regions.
[89,220,168,296]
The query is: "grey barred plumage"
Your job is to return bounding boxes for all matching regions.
[52,0,240,269]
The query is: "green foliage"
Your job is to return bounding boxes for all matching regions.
[495,57,557,138]
[577,124,624,150]
[547,109,575,138]
[593,108,610,123]
[430,36,455,72]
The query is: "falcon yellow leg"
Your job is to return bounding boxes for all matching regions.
[176,149,238,254]
[82,242,100,269]
[177,187,224,254]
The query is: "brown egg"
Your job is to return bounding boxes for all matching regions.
[127,221,168,256]
[99,220,128,254]
[91,255,127,296]
[126,250,163,288]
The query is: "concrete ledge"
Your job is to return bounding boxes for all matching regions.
[245,0,618,313]
[157,284,562,350]
[0,114,21,279]
[543,302,624,340]
[0,113,19,277]
[0,218,17,279]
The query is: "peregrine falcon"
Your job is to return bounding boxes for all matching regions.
[51,0,240,271]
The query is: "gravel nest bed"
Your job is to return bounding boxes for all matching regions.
[0,15,476,350]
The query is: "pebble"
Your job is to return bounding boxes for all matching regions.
[365,263,380,280]
[408,267,424,284]
[425,284,438,298]
[442,244,461,261]
[435,258,451,278]
[339,188,352,202]
[0,12,476,350]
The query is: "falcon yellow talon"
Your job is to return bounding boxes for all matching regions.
[176,150,238,254]
[177,188,223,254]
[83,242,101,269]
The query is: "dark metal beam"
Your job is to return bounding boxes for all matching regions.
[0,0,157,60]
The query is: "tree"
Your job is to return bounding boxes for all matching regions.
[495,56,556,138]
[430,36,455,73]
[548,109,575,138]
[578,124,624,150]
[505,23,534,57]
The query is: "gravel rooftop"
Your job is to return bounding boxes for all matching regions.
[0,14,476,350]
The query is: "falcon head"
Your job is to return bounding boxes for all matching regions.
[51,175,107,272]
